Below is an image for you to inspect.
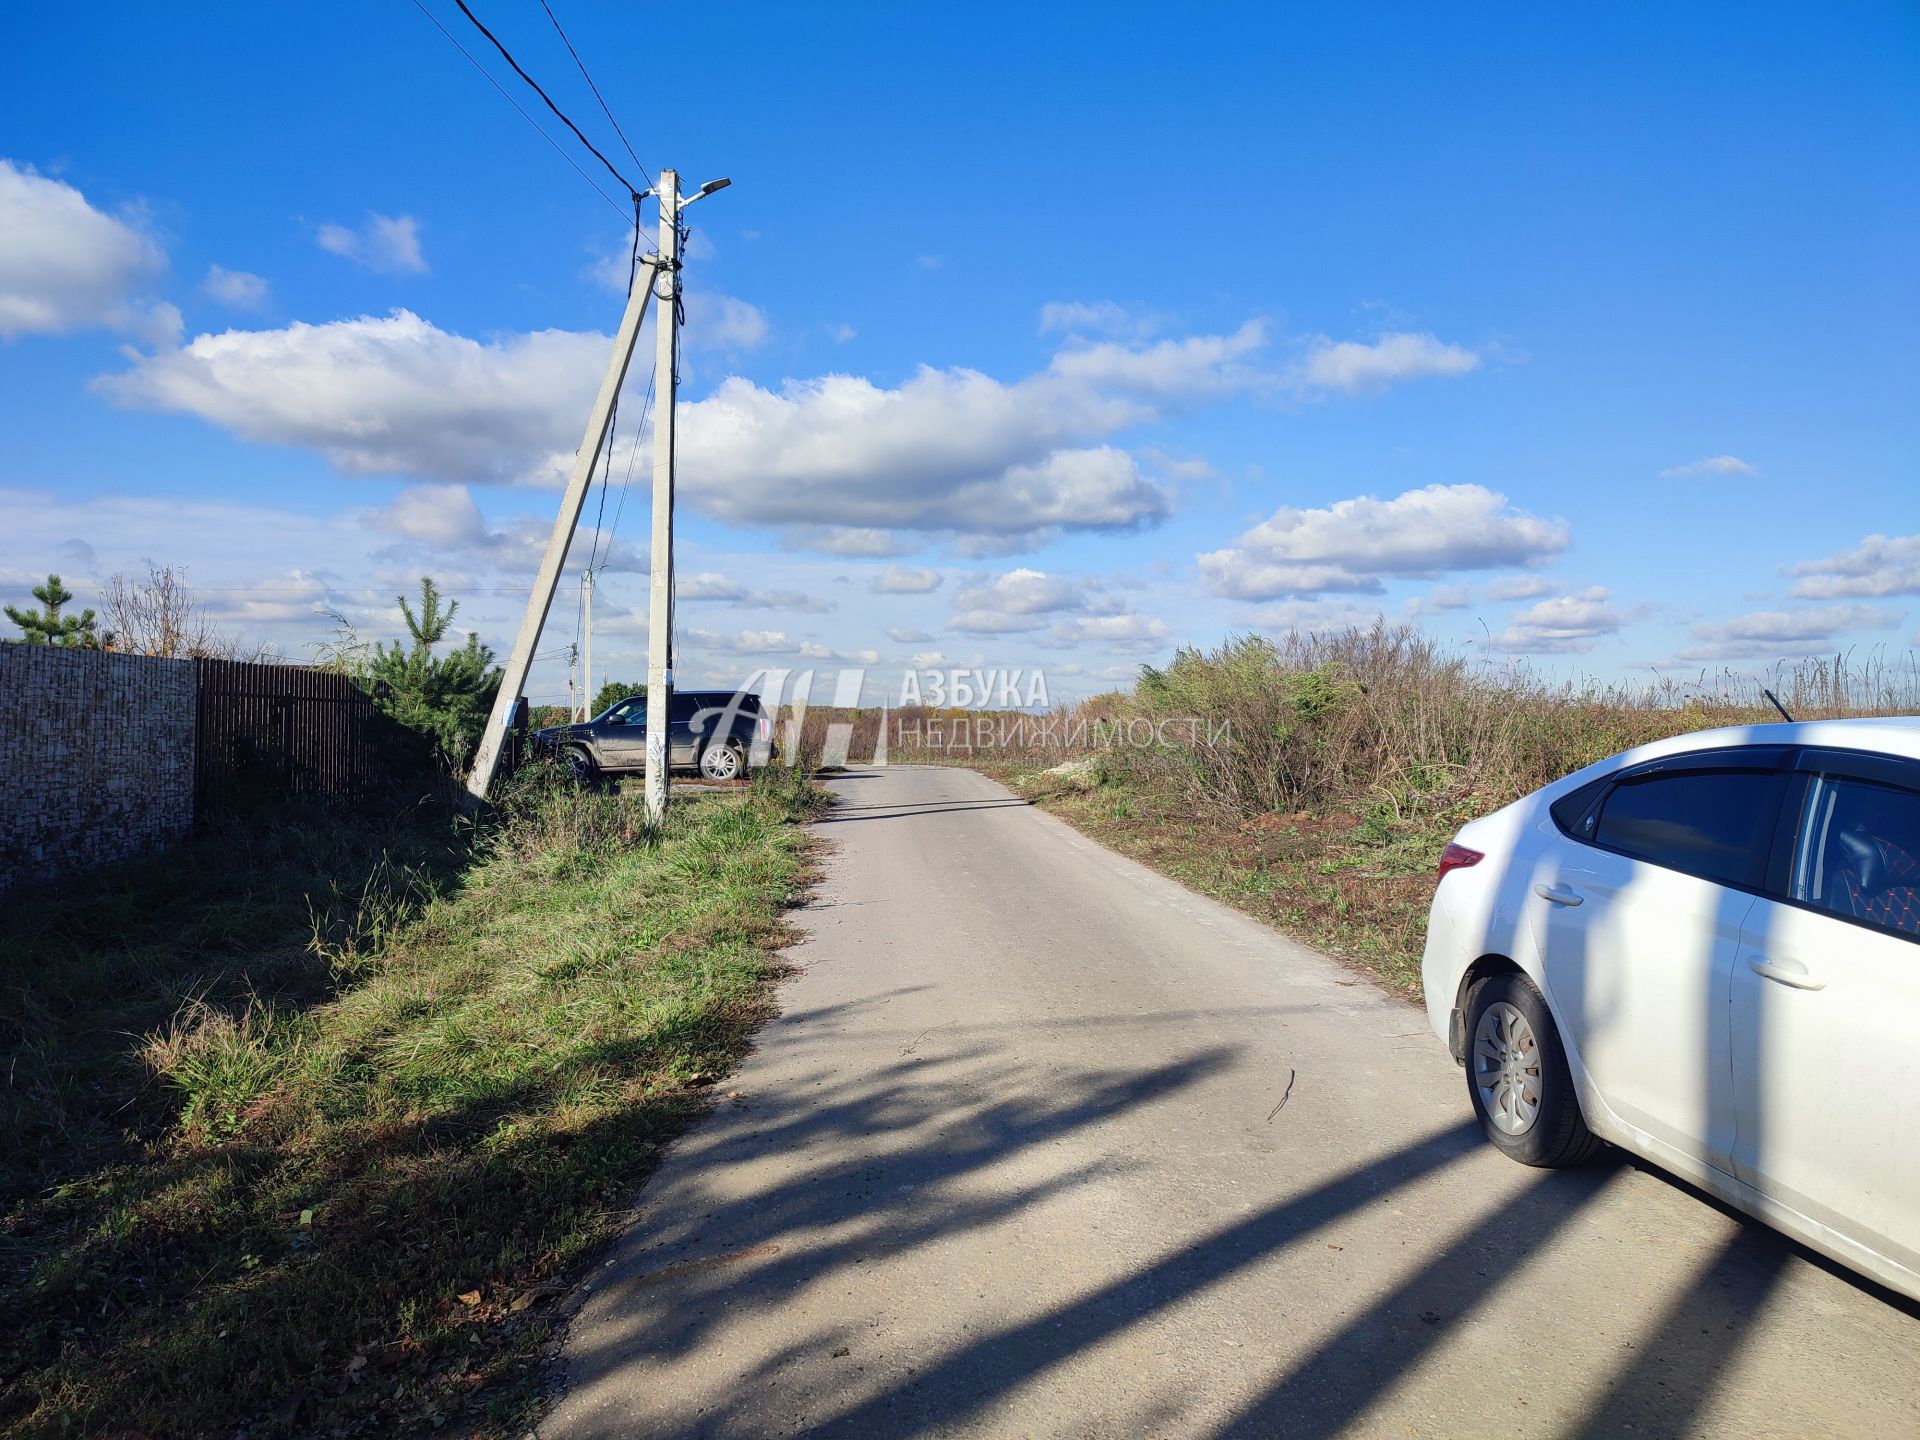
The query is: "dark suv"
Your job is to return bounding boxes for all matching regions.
[533,690,772,783]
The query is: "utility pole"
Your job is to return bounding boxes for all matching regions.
[581,567,594,721]
[638,171,724,822]
[566,642,579,721]
[466,168,725,809]
[465,254,653,803]
[643,169,682,824]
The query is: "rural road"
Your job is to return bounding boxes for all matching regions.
[545,765,1920,1438]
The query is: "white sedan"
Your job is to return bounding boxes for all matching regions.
[1422,718,1920,1301]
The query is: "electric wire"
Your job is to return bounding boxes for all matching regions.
[536,0,649,186]
[603,370,656,559]
[406,0,629,220]
[449,0,645,200]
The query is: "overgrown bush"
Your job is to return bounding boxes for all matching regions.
[1128,626,1920,820]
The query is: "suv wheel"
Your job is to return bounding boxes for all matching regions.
[563,746,597,785]
[1465,972,1602,1167]
[699,743,744,782]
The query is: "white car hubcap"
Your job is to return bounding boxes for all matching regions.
[1472,1001,1542,1135]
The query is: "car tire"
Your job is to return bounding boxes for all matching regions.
[699,742,744,782]
[1464,972,1602,1168]
[562,745,598,785]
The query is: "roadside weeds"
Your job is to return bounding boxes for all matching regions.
[989,760,1454,997]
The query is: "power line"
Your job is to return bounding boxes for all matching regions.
[603,371,657,560]
[406,0,629,220]
[585,392,619,574]
[449,0,645,201]
[537,0,649,187]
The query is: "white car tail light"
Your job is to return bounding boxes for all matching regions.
[1437,842,1485,884]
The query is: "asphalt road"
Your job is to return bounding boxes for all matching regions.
[545,765,1920,1438]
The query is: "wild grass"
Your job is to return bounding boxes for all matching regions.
[982,626,1920,992]
[0,762,825,1438]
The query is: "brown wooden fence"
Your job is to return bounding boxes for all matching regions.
[193,659,438,809]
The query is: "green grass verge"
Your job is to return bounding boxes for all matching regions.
[994,760,1452,996]
[1,763,826,1437]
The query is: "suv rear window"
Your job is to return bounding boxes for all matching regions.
[1592,769,1783,888]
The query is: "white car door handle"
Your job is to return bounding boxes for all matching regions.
[1534,883,1583,906]
[1748,956,1826,991]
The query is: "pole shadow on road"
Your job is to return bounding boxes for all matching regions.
[554,1007,1810,1440]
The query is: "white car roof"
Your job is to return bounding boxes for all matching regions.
[1538,716,1920,798]
[1605,716,1920,772]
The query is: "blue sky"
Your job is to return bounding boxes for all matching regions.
[2,1,1915,706]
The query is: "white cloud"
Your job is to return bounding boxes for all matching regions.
[1670,604,1902,661]
[678,572,746,601]
[1788,533,1920,599]
[316,213,427,275]
[362,482,642,572]
[1046,320,1267,398]
[686,291,767,351]
[950,609,1051,635]
[684,627,795,655]
[872,565,942,594]
[203,265,269,309]
[1294,332,1479,394]
[677,571,833,611]
[885,626,934,643]
[100,309,606,484]
[952,568,1083,615]
[98,305,1483,547]
[1248,597,1387,634]
[679,360,1175,535]
[798,641,880,664]
[946,569,1126,640]
[1141,447,1216,482]
[1199,484,1568,599]
[828,323,856,343]
[367,482,493,549]
[947,528,1060,558]
[1485,574,1557,602]
[1491,587,1625,654]
[1660,454,1757,479]
[1038,300,1164,339]
[0,159,174,343]
[781,526,919,558]
[1404,582,1472,617]
[1049,612,1170,653]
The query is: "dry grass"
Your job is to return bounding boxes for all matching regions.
[971,626,1919,993]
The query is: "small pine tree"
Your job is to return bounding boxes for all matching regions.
[364,578,502,769]
[5,573,107,648]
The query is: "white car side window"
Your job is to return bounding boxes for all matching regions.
[1790,773,1920,941]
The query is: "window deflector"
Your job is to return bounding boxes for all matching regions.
[1792,777,1835,904]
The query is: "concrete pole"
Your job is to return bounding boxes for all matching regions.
[582,566,594,720]
[465,272,654,803]
[642,169,681,824]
